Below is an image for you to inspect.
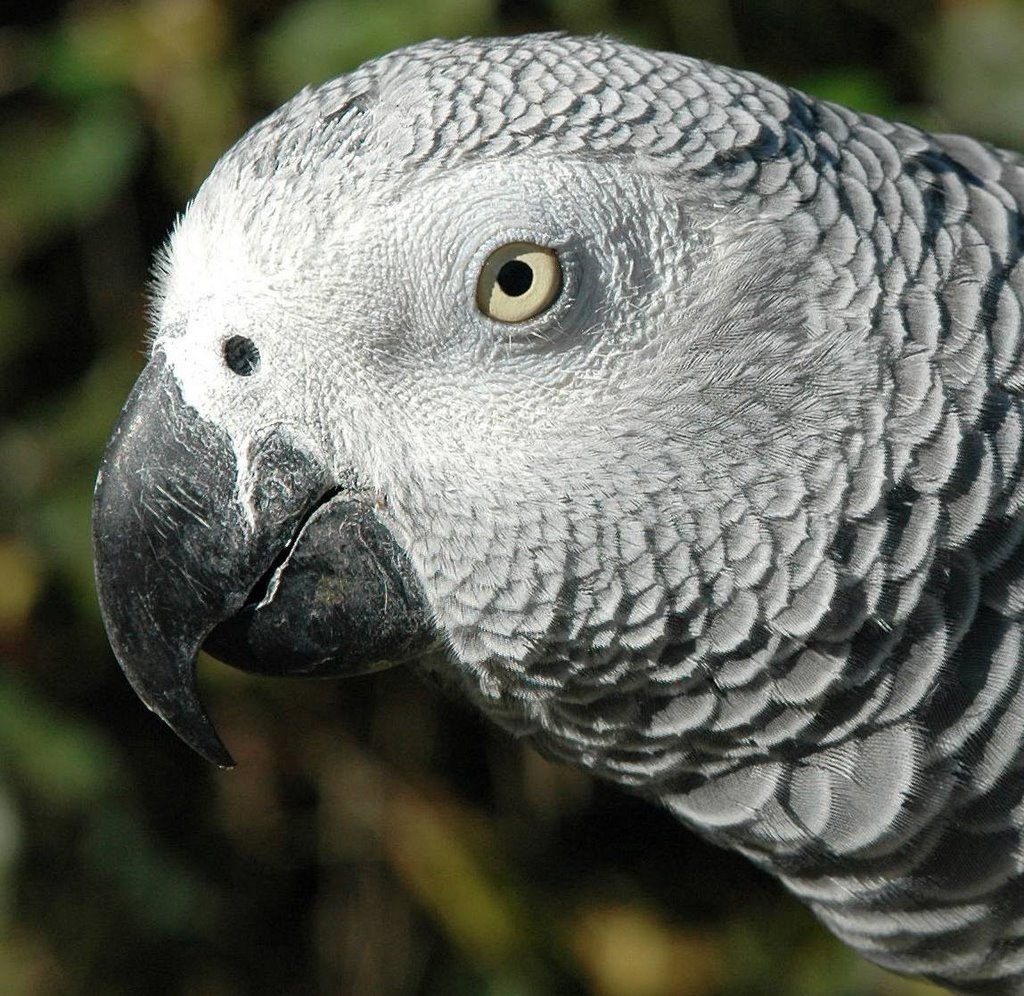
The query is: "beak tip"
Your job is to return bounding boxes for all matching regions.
[151,703,237,769]
[125,666,237,769]
[186,729,236,770]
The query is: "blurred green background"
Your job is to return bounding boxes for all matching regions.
[2,0,1023,993]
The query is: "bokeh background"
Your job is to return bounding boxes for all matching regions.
[3,0,1024,993]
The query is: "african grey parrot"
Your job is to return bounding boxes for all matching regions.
[91,33,1024,992]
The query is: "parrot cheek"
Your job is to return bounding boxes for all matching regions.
[92,351,333,766]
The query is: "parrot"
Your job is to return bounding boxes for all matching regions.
[90,33,1024,992]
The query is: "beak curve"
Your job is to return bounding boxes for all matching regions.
[92,353,331,766]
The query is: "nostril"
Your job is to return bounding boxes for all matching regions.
[223,336,260,376]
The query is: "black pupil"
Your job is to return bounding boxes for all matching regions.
[224,336,260,376]
[496,259,534,297]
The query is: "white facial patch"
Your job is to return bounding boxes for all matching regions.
[149,188,338,527]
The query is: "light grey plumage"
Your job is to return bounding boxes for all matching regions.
[91,34,1024,992]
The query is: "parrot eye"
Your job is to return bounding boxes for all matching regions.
[476,242,562,323]
[223,336,260,376]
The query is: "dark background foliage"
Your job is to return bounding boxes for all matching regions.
[3,1,1023,992]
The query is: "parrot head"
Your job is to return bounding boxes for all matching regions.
[92,34,870,768]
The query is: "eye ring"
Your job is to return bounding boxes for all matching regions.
[476,242,562,323]
[223,335,260,376]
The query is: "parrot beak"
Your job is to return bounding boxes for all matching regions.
[92,352,433,767]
